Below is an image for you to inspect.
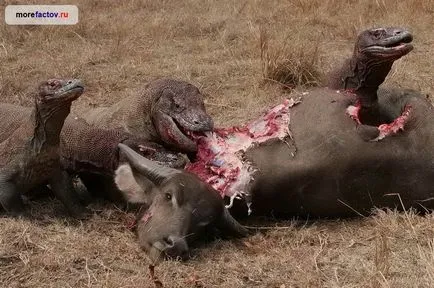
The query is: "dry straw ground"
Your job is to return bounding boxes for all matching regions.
[0,0,433,287]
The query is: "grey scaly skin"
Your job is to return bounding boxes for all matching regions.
[82,78,214,153]
[0,79,86,217]
[61,117,187,177]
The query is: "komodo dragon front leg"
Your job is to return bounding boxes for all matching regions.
[0,177,26,216]
[49,170,89,218]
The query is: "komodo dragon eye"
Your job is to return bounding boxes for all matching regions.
[47,80,59,90]
[371,29,384,39]
[173,102,185,112]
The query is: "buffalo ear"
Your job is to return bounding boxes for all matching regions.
[114,163,156,204]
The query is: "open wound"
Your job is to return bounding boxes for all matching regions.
[186,98,300,208]
[346,101,412,141]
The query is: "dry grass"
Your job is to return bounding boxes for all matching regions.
[260,27,323,89]
[0,0,433,287]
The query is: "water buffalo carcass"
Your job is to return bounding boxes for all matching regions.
[116,86,434,262]
[113,27,434,261]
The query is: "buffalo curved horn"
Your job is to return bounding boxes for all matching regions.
[118,143,181,184]
[219,207,249,237]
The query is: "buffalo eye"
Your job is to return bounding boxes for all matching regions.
[165,193,172,201]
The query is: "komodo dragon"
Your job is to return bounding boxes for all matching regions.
[81,78,214,153]
[0,79,85,216]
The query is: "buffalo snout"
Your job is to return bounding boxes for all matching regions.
[161,235,189,260]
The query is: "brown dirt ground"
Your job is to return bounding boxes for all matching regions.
[1,0,433,287]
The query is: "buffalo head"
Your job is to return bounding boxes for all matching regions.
[114,143,247,263]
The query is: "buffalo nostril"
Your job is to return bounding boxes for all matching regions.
[163,237,174,247]
[162,236,189,260]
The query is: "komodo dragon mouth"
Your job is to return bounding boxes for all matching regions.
[155,113,199,153]
[185,98,300,210]
[361,29,413,58]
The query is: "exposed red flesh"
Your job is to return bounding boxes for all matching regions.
[375,105,411,141]
[141,210,153,224]
[186,98,300,200]
[346,102,412,141]
[346,100,362,124]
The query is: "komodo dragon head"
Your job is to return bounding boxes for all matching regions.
[355,27,413,60]
[38,79,84,103]
[327,26,413,113]
[149,79,214,153]
[32,79,84,150]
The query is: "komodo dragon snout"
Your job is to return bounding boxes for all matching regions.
[357,27,413,60]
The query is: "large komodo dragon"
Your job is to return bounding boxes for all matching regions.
[110,26,434,262]
[0,79,85,216]
[82,78,214,153]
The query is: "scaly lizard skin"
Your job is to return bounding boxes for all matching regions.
[61,117,188,203]
[0,79,86,217]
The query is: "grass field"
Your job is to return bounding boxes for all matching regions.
[1,0,434,287]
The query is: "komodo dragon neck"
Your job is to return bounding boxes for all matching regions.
[328,56,394,107]
[60,118,185,177]
[31,101,71,153]
[108,91,159,142]
[333,57,393,107]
